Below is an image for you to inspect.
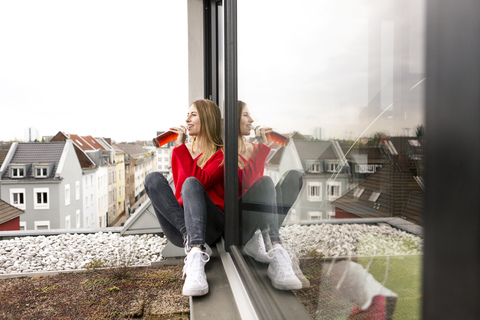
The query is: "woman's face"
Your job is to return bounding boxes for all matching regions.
[186,104,201,137]
[239,105,254,136]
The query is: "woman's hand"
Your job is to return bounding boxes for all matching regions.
[254,126,272,145]
[170,126,187,147]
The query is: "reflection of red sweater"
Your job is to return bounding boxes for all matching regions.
[238,143,271,196]
[171,144,225,211]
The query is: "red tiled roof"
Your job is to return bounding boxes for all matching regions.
[82,136,105,151]
[68,134,95,151]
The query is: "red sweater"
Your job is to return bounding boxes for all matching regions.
[171,144,225,211]
[238,143,271,196]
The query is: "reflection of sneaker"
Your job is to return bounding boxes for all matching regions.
[267,244,302,290]
[289,252,310,288]
[243,229,273,263]
[182,247,210,296]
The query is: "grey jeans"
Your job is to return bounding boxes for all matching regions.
[240,170,304,244]
[144,172,225,248]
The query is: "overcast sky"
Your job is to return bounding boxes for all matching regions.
[0,0,425,143]
[0,1,188,142]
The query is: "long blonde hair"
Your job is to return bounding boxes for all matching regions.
[191,99,224,168]
[238,100,247,169]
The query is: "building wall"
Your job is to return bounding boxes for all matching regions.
[0,217,20,231]
[82,169,97,228]
[115,152,126,218]
[96,166,108,228]
[55,140,83,229]
[107,163,116,225]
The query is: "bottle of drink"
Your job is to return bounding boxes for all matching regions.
[265,131,290,147]
[152,131,178,147]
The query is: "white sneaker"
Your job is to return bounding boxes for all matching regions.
[267,244,302,290]
[182,247,210,296]
[243,229,273,263]
[183,234,213,256]
[289,251,310,288]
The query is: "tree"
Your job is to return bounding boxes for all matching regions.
[415,124,425,139]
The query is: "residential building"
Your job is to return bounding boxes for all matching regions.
[114,143,154,211]
[263,133,351,223]
[124,153,135,215]
[153,131,176,178]
[0,199,24,231]
[338,142,389,185]
[0,141,83,230]
[112,145,126,225]
[333,136,424,225]
[50,133,121,227]
[50,132,100,228]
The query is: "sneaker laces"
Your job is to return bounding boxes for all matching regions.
[182,249,210,279]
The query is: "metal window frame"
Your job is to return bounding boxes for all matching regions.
[204,0,480,318]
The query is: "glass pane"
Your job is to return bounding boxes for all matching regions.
[238,0,425,318]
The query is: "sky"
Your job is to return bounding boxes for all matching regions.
[0,0,425,143]
[0,1,189,142]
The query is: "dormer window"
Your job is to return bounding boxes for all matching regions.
[35,166,48,178]
[309,162,321,172]
[10,166,25,178]
[325,162,340,172]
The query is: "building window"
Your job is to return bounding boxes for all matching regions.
[325,163,340,172]
[356,164,381,173]
[34,166,48,178]
[11,166,25,178]
[19,221,27,230]
[307,182,322,201]
[65,184,71,206]
[309,162,321,172]
[327,181,341,201]
[368,191,381,202]
[308,211,322,220]
[10,188,26,210]
[75,181,80,200]
[65,215,71,229]
[34,188,49,209]
[34,221,50,230]
[353,187,365,198]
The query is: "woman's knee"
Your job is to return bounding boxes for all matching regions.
[182,177,202,194]
[144,172,167,190]
[257,176,275,190]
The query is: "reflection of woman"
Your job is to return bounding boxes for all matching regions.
[237,101,305,290]
[145,99,224,297]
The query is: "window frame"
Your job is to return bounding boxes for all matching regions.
[203,0,480,318]
[10,188,26,210]
[34,165,48,178]
[33,188,50,209]
[65,184,71,206]
[10,165,25,178]
[307,181,322,202]
[34,220,50,230]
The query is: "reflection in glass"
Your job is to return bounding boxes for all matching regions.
[238,0,425,318]
[237,101,307,290]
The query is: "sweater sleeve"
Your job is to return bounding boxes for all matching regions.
[173,144,224,189]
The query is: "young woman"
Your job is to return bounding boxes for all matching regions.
[237,101,308,290]
[144,99,224,296]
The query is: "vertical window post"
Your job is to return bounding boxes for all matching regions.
[223,0,239,250]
